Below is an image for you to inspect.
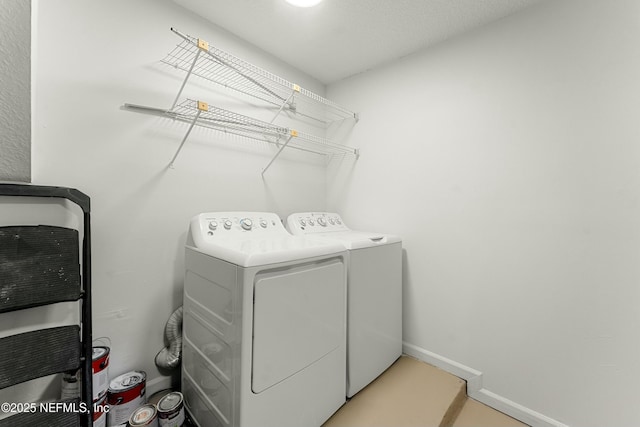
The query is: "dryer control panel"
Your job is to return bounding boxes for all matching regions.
[194,212,287,238]
[187,211,348,266]
[287,212,349,234]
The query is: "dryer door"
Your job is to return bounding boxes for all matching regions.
[251,257,345,394]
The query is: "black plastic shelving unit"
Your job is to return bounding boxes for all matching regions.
[0,184,93,427]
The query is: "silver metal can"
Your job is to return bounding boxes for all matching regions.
[157,392,185,427]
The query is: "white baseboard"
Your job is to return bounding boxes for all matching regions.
[402,342,569,427]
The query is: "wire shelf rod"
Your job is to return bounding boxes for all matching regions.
[171,48,202,110]
[270,90,296,124]
[169,108,201,168]
[262,134,294,176]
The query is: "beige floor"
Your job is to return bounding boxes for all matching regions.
[454,398,528,427]
[323,356,528,427]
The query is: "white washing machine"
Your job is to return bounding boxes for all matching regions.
[287,212,402,398]
[182,212,347,427]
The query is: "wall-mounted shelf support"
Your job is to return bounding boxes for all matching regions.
[171,46,202,110]
[262,133,294,176]
[169,100,205,168]
[270,89,297,124]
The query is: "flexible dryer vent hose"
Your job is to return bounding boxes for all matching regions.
[155,306,183,370]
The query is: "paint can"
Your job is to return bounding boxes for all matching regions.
[157,392,185,427]
[92,346,110,400]
[60,346,110,401]
[93,393,108,427]
[107,371,147,427]
[128,404,159,427]
[60,369,81,400]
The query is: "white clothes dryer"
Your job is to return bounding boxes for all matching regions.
[287,212,402,398]
[182,212,347,427]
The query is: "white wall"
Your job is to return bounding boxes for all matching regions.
[328,0,640,426]
[31,0,327,395]
[0,0,31,182]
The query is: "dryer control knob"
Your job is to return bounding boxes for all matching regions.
[260,220,268,228]
[318,218,327,227]
[208,221,218,231]
[308,219,315,226]
[328,218,335,225]
[299,219,306,226]
[336,218,342,225]
[240,218,253,230]
[224,220,232,230]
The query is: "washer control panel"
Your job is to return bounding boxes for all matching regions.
[195,212,286,238]
[287,212,349,234]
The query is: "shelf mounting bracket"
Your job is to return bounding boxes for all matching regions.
[261,132,295,176]
[169,101,208,168]
[170,46,203,110]
[269,89,297,124]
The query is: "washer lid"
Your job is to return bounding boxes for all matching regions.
[187,212,345,267]
[286,212,401,249]
[301,230,401,250]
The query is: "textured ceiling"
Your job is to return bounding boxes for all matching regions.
[173,0,544,84]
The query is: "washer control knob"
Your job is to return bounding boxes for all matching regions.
[328,218,335,225]
[224,220,232,230]
[308,219,315,226]
[336,218,342,225]
[318,218,327,227]
[208,221,218,231]
[240,218,253,231]
[299,219,306,226]
[260,220,268,228]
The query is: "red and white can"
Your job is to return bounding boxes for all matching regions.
[92,346,110,400]
[61,346,110,401]
[107,371,147,427]
[129,404,158,427]
[93,393,108,427]
[157,392,185,427]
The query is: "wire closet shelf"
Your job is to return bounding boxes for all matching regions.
[123,99,359,174]
[124,28,359,173]
[171,99,356,154]
[163,27,358,125]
